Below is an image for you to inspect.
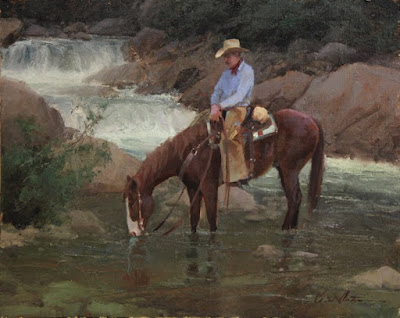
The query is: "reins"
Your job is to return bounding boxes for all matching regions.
[152,132,215,234]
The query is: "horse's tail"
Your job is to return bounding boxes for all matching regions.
[308,119,325,214]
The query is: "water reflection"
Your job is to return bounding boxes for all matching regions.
[185,233,219,284]
[125,237,150,288]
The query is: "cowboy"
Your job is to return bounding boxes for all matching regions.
[210,38,254,184]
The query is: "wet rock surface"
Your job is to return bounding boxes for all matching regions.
[353,266,400,290]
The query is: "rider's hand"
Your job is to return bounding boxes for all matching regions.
[210,104,222,121]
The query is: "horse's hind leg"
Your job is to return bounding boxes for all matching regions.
[279,168,302,230]
[187,186,203,233]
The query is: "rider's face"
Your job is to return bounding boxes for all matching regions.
[224,51,241,69]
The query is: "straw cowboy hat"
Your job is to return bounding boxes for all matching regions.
[215,39,249,58]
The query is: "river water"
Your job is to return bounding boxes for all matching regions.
[1,37,400,317]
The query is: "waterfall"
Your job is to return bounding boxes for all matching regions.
[2,37,196,160]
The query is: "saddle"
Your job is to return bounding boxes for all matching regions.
[240,106,278,179]
[207,106,278,182]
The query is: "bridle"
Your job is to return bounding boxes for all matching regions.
[135,190,145,232]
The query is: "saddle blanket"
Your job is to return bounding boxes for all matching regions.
[252,114,278,141]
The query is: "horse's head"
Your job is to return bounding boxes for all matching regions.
[123,175,154,237]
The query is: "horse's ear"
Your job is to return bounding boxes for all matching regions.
[126,175,131,182]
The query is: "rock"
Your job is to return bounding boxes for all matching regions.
[178,59,226,111]
[69,210,105,235]
[70,32,91,41]
[128,27,168,61]
[293,251,318,258]
[253,244,284,259]
[0,77,65,150]
[84,62,145,88]
[367,54,400,72]
[293,63,400,162]
[252,71,312,111]
[164,183,260,213]
[395,238,400,247]
[314,42,357,65]
[77,137,141,193]
[47,27,68,38]
[353,266,400,290]
[63,22,87,33]
[174,67,201,92]
[56,85,118,98]
[156,41,180,62]
[88,18,131,36]
[218,185,260,212]
[24,24,49,37]
[0,18,23,47]
[0,223,77,248]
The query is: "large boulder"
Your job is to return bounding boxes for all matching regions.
[63,22,88,34]
[24,24,49,37]
[84,62,146,87]
[65,134,141,193]
[314,42,357,65]
[293,63,400,162]
[88,139,141,193]
[88,18,132,36]
[178,58,226,111]
[126,27,168,61]
[0,77,65,149]
[252,71,312,111]
[0,18,23,47]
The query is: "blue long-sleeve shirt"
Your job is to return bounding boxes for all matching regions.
[210,61,254,109]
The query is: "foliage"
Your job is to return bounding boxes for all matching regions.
[2,116,111,229]
[0,0,136,23]
[149,0,399,53]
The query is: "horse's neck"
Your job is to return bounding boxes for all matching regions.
[138,123,207,193]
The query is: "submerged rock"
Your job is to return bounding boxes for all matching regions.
[69,210,105,235]
[218,185,260,212]
[352,266,400,290]
[293,251,319,259]
[252,244,283,259]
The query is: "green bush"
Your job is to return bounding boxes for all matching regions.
[2,118,111,229]
[149,0,398,53]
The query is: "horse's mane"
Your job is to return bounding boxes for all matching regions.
[139,122,208,183]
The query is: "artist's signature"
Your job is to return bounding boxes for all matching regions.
[314,290,363,304]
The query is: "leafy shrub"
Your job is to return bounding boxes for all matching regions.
[149,0,398,53]
[2,117,111,228]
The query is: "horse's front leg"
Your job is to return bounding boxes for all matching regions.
[187,186,203,233]
[202,181,219,232]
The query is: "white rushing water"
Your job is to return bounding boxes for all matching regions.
[2,37,196,160]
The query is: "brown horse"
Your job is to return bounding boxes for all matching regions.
[123,108,324,237]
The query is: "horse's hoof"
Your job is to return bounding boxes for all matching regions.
[281,224,297,231]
